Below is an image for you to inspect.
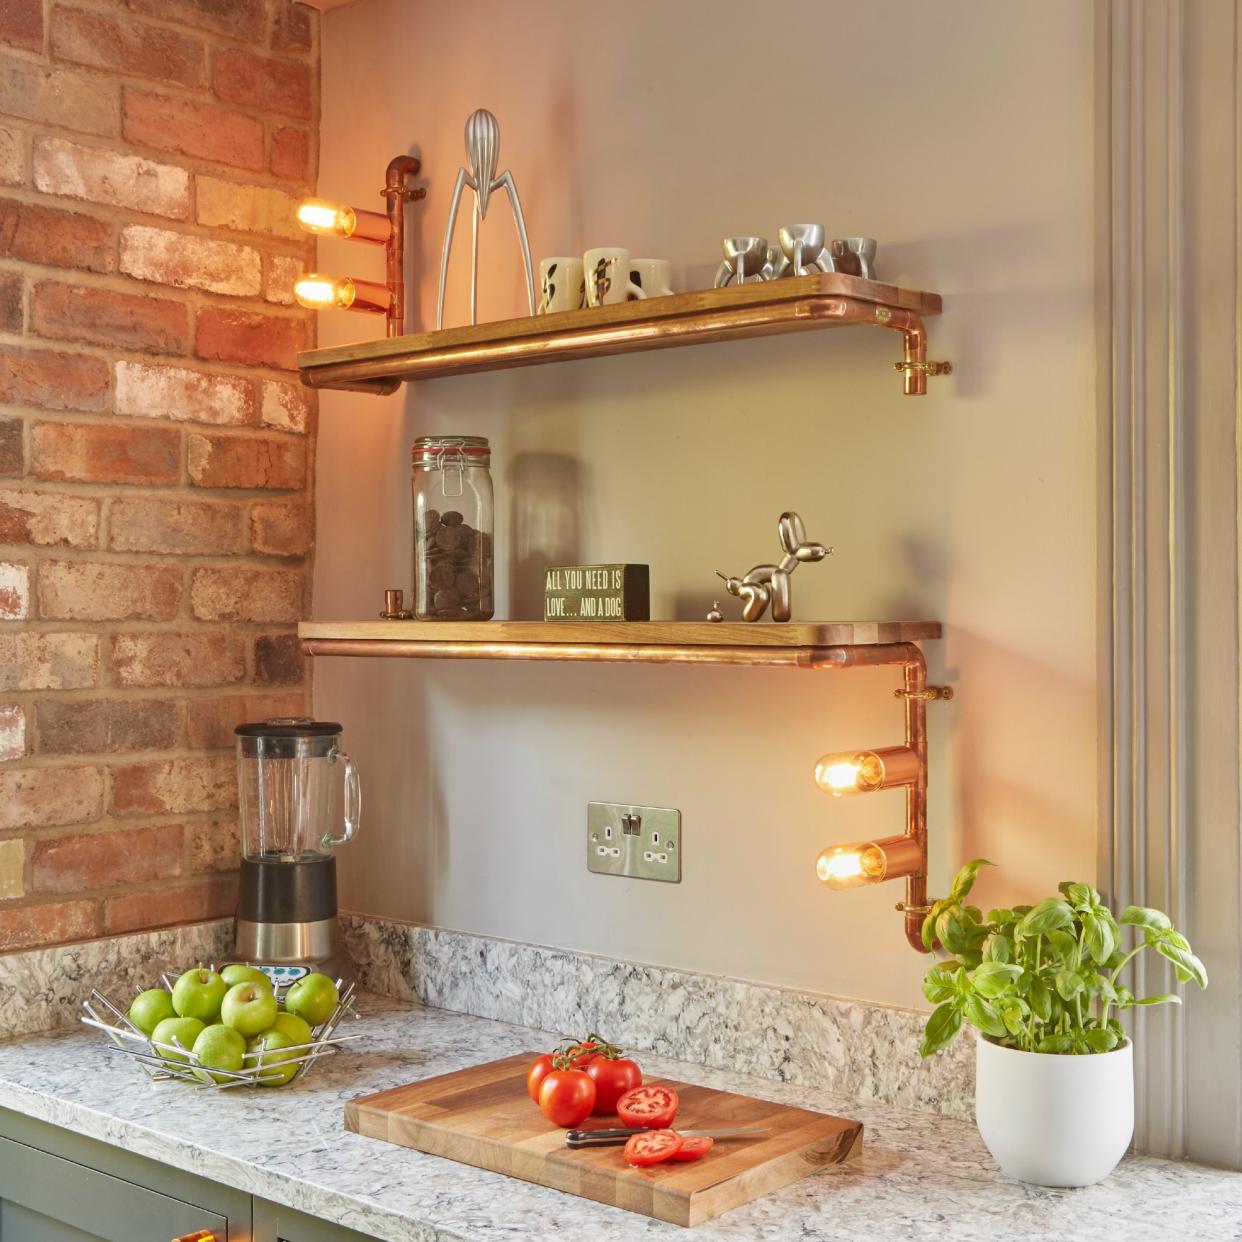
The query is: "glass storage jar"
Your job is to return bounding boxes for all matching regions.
[411,435,494,620]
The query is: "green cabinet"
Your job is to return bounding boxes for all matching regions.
[0,1109,382,1242]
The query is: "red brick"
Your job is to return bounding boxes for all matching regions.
[0,197,113,273]
[103,873,235,935]
[0,765,104,830]
[213,49,311,120]
[125,0,265,42]
[0,899,97,950]
[0,488,98,548]
[119,224,260,297]
[122,88,263,172]
[0,124,23,187]
[270,126,310,181]
[0,345,110,412]
[196,308,305,370]
[249,500,310,556]
[253,632,302,685]
[110,631,245,688]
[109,497,244,556]
[0,271,21,333]
[110,754,234,814]
[33,824,183,893]
[31,282,190,355]
[0,0,43,53]
[0,560,28,618]
[264,254,301,306]
[0,632,99,691]
[51,5,206,90]
[185,691,303,749]
[0,703,25,761]
[0,53,119,138]
[114,360,254,426]
[195,176,301,241]
[190,565,302,622]
[259,378,310,432]
[35,697,178,755]
[0,418,20,476]
[33,136,189,219]
[187,432,305,490]
[188,815,239,872]
[37,559,182,621]
[271,2,312,54]
[32,422,179,486]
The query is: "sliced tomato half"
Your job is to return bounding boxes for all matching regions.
[669,1135,714,1162]
[616,1085,679,1130]
[623,1129,684,1167]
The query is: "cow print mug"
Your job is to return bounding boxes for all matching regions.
[583,247,644,307]
[537,257,585,314]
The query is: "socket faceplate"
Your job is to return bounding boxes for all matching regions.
[587,802,681,883]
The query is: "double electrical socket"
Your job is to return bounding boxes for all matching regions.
[587,802,681,883]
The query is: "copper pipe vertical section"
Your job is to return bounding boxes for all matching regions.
[383,155,422,338]
[902,647,931,950]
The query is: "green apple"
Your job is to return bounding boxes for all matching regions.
[171,968,227,1022]
[150,1016,205,1065]
[269,1011,313,1048]
[244,1030,300,1087]
[220,964,272,990]
[191,1024,246,1084]
[127,987,175,1036]
[284,972,339,1027]
[220,981,278,1037]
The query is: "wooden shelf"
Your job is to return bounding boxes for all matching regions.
[298,619,940,669]
[296,273,944,396]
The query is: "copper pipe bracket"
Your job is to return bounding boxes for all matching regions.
[894,685,954,701]
[894,359,952,377]
[895,901,933,916]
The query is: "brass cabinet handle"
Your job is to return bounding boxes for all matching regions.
[171,1231,216,1242]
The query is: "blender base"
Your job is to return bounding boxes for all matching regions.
[234,916,354,984]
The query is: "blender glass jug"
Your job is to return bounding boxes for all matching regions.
[236,718,360,862]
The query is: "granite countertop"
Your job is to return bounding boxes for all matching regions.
[0,992,1238,1242]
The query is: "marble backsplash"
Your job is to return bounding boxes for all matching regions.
[0,919,233,1041]
[340,912,975,1120]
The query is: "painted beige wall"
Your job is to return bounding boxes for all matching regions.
[312,0,1097,1008]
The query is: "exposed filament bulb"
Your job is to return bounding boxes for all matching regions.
[813,745,919,796]
[296,197,391,243]
[294,273,390,314]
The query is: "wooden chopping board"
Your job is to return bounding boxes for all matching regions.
[344,1053,863,1228]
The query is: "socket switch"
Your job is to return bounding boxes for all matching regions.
[587,802,681,883]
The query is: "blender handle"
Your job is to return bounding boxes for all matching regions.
[323,749,360,848]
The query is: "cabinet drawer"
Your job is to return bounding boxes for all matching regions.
[0,1134,228,1241]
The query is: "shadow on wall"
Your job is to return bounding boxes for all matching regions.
[509,452,586,618]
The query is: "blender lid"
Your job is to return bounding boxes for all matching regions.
[235,717,343,738]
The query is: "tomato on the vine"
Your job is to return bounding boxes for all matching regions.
[526,1054,555,1102]
[584,1049,642,1114]
[538,1069,596,1127]
[669,1135,713,1162]
[616,1084,679,1130]
[623,1129,683,1167]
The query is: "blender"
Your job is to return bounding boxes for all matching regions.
[233,718,360,981]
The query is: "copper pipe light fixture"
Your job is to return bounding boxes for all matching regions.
[294,155,426,338]
[813,653,953,951]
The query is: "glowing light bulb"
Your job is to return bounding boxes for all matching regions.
[815,835,924,890]
[812,746,919,796]
[295,197,391,243]
[294,273,356,309]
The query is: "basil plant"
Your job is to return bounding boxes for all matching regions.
[918,860,1208,1058]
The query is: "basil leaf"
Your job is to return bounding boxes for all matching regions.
[950,858,994,903]
[1019,898,1075,936]
[919,1002,963,1058]
[1084,1027,1120,1052]
[1084,915,1115,964]
[972,961,1023,998]
[1028,977,1053,1022]
[922,967,957,1004]
[1132,993,1182,1006]
[1119,905,1171,931]
[1055,970,1086,1001]
[982,932,1011,964]
[964,993,1007,1038]
[1155,940,1209,988]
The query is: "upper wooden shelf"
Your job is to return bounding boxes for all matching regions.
[298,619,941,669]
[296,273,945,396]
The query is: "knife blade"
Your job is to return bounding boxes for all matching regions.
[565,1126,771,1149]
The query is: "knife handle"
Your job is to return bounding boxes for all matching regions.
[565,1127,645,1148]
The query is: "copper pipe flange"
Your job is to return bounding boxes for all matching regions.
[894,359,952,376]
[894,685,953,701]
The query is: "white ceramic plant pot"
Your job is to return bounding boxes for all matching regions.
[975,1037,1133,1187]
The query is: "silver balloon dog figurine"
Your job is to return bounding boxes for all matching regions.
[436,109,536,329]
[711,512,832,623]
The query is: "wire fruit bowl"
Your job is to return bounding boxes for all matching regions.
[80,966,360,1089]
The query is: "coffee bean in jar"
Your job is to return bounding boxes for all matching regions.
[411,437,494,620]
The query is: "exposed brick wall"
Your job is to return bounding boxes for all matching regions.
[0,0,319,951]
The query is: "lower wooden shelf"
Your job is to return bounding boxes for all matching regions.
[297,619,940,669]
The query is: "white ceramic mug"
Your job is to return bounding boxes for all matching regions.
[629,258,673,298]
[537,257,585,314]
[583,247,644,306]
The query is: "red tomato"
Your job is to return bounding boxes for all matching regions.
[623,1129,684,1167]
[584,1055,642,1114]
[669,1135,714,1162]
[538,1069,596,1127]
[526,1054,555,1103]
[616,1085,679,1130]
[568,1041,599,1069]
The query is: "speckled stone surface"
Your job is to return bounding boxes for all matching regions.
[341,913,976,1121]
[0,992,1238,1242]
[0,918,233,1039]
